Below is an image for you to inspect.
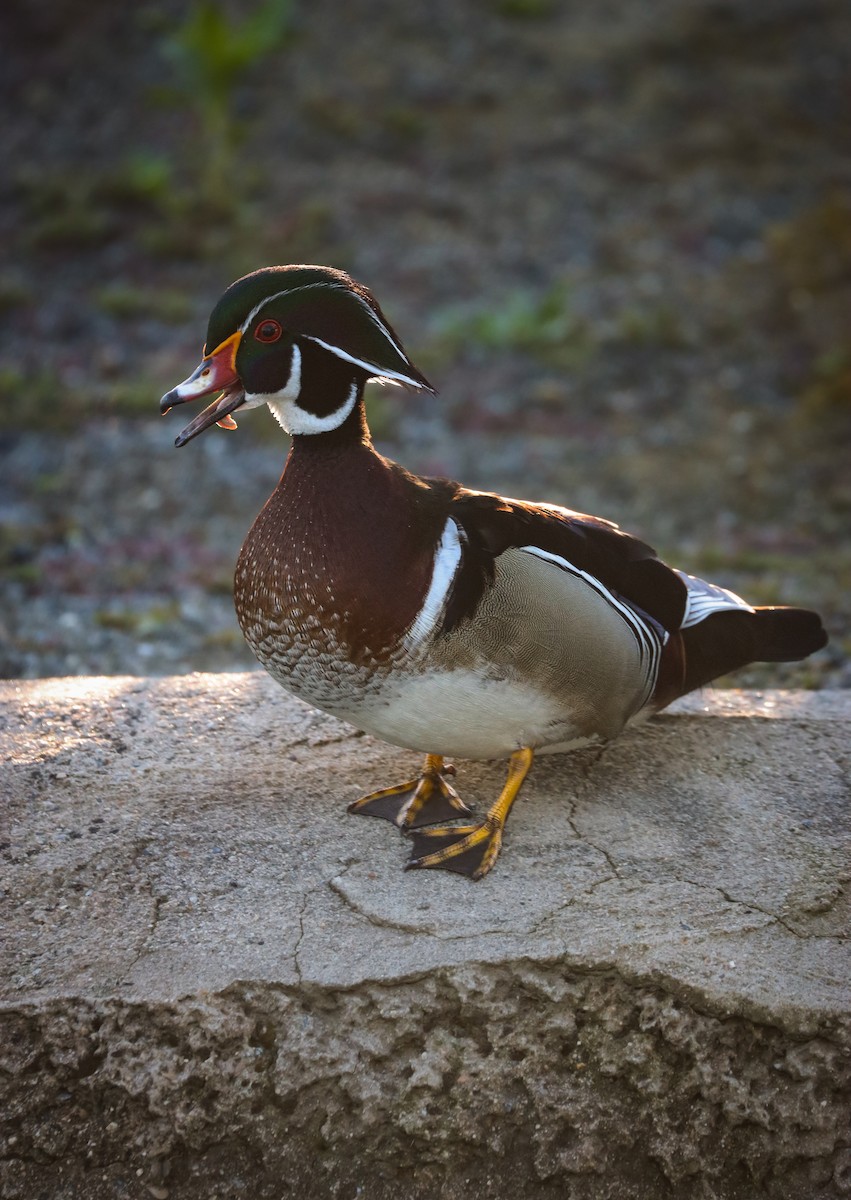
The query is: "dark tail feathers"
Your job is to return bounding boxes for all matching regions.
[680,606,827,695]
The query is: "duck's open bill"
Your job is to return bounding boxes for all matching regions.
[160,330,245,445]
[171,385,246,446]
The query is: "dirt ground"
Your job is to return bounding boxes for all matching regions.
[1,0,849,686]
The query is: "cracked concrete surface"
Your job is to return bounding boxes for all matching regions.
[1,674,850,1199]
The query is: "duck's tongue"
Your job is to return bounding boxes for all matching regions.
[171,384,247,447]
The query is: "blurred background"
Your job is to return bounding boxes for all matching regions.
[0,0,848,686]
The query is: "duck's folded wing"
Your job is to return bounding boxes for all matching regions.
[443,488,688,637]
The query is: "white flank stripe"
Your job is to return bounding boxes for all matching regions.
[520,545,663,705]
[404,519,463,650]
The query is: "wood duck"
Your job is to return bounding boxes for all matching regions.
[161,265,827,880]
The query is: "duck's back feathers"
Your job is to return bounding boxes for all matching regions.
[440,488,686,638]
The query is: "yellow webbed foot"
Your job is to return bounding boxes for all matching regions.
[347,754,473,830]
[406,818,504,880]
[405,747,535,881]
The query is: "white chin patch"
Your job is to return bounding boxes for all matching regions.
[245,344,359,436]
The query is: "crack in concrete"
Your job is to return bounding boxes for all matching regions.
[564,746,624,882]
[119,834,169,983]
[322,860,846,954]
[714,882,802,937]
[554,748,846,946]
[527,890,585,938]
[150,893,167,939]
[672,875,846,942]
[292,891,309,986]
[569,815,623,881]
[584,871,619,897]
[326,865,542,941]
[673,873,777,926]
[292,881,336,981]
[763,917,849,944]
[121,888,164,983]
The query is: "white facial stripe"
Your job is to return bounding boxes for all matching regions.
[302,336,427,389]
[404,519,463,649]
[243,340,300,420]
[254,347,360,437]
[241,335,373,434]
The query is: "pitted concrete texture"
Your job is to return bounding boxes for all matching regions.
[1,674,849,1200]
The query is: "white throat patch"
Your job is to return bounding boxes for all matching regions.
[243,344,359,436]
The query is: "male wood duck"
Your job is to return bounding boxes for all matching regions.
[161,265,827,879]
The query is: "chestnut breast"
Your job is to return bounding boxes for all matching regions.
[234,441,440,704]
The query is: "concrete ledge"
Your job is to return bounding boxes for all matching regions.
[1,675,849,1199]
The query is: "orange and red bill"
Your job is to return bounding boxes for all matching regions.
[160,331,246,447]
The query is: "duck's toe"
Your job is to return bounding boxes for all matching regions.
[348,755,472,830]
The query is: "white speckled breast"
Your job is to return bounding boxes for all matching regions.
[234,539,407,712]
[232,440,438,715]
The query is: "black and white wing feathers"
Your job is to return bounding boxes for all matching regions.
[442,488,688,639]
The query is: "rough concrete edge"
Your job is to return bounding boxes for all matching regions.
[3,930,849,1046]
[1,957,849,1200]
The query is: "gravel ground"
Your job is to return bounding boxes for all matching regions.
[1,0,849,687]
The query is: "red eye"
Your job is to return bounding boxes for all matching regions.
[255,319,282,343]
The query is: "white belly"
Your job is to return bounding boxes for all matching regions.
[338,667,598,760]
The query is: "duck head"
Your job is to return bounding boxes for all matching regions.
[160,265,434,446]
